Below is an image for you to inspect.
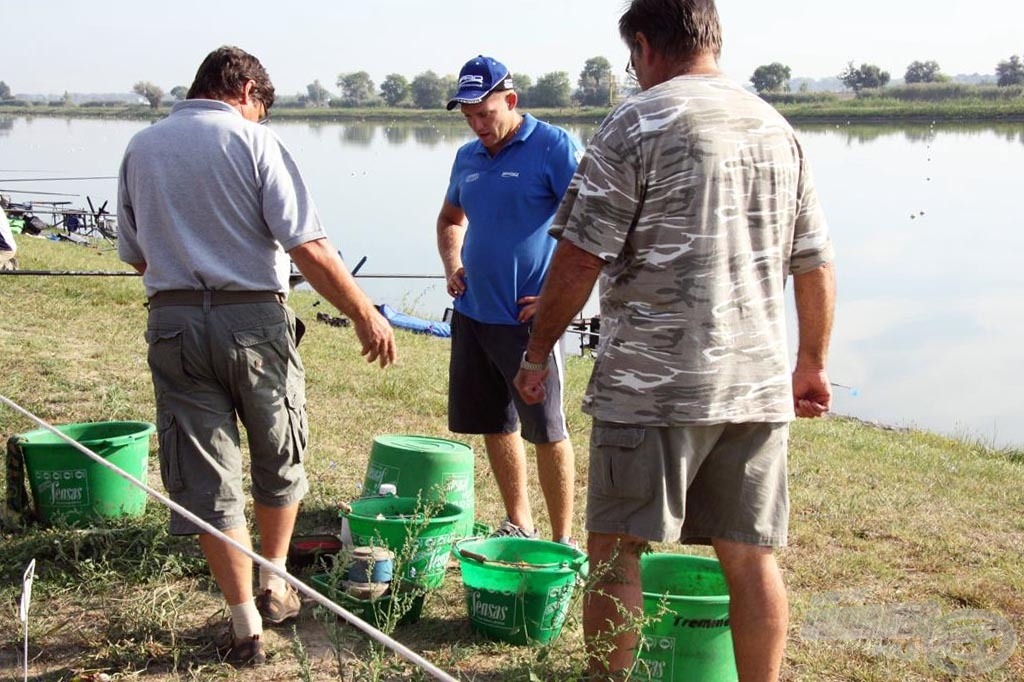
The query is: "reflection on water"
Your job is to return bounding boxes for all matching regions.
[382,125,410,145]
[797,121,1024,146]
[411,124,449,147]
[0,115,1020,448]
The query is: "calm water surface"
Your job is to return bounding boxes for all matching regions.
[1,115,1021,448]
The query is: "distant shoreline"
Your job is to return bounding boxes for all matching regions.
[4,99,1024,125]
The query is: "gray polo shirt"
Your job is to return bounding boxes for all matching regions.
[553,75,833,425]
[118,99,326,296]
[0,207,15,253]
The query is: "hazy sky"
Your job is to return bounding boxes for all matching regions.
[2,0,1020,95]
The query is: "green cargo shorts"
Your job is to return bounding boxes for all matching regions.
[586,420,789,547]
[145,300,309,535]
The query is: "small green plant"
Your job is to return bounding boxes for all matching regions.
[291,624,314,682]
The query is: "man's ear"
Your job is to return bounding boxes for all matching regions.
[505,90,519,110]
[634,32,651,65]
[242,78,258,105]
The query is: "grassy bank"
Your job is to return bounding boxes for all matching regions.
[5,96,1024,125]
[1,236,1021,681]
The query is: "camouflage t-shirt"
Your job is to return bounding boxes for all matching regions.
[551,75,833,425]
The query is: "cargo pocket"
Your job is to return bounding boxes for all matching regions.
[145,328,190,391]
[157,413,185,493]
[285,382,308,464]
[232,321,291,387]
[590,422,651,501]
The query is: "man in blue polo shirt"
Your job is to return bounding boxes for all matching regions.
[436,55,582,544]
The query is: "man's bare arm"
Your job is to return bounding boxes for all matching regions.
[792,262,836,418]
[289,238,397,367]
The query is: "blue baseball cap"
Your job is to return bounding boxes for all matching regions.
[446,55,514,111]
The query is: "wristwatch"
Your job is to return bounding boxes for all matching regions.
[520,351,549,372]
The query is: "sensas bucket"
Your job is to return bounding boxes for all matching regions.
[341,496,462,590]
[455,537,587,646]
[16,421,155,526]
[362,435,475,538]
[635,553,737,682]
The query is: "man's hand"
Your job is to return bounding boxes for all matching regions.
[517,295,539,322]
[514,366,549,405]
[447,267,467,298]
[288,238,398,369]
[792,367,831,418]
[352,308,397,368]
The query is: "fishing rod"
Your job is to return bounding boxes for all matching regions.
[0,176,117,183]
[5,200,75,206]
[831,382,861,397]
[0,189,80,196]
[0,270,441,279]
[355,274,445,279]
[0,270,139,277]
[0,169,69,173]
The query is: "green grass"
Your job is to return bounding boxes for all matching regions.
[0,236,1021,680]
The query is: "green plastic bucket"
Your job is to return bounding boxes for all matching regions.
[16,421,155,526]
[635,553,737,682]
[341,496,462,590]
[454,537,587,646]
[362,435,475,538]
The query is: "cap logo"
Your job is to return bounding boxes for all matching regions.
[459,75,485,88]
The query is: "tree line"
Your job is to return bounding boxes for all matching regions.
[750,54,1024,94]
[111,57,628,111]
[7,52,1023,110]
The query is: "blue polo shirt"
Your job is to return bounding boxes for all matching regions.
[446,113,583,325]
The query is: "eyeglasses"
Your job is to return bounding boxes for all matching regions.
[625,58,637,83]
[250,84,271,124]
[256,98,271,125]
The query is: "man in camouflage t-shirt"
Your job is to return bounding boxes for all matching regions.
[513,1,835,679]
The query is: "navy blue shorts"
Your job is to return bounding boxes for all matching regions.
[447,311,569,445]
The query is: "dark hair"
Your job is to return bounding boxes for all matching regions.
[186,46,276,109]
[619,0,722,61]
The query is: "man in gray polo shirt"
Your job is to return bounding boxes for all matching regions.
[118,46,396,666]
[0,204,16,271]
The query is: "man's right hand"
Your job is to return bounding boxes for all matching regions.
[447,267,467,298]
[353,308,397,368]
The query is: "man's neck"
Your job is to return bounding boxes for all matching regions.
[486,113,525,156]
[667,53,721,80]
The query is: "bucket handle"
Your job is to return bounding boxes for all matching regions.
[456,546,587,572]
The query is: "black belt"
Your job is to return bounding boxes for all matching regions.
[148,290,285,309]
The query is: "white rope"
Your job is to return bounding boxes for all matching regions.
[0,394,459,682]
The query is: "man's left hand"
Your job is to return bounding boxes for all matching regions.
[517,295,539,323]
[514,367,549,405]
[792,367,831,418]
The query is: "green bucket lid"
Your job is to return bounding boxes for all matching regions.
[373,435,472,455]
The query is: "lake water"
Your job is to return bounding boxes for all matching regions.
[1,114,1022,449]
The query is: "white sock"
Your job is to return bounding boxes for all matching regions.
[259,556,288,594]
[229,599,262,640]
